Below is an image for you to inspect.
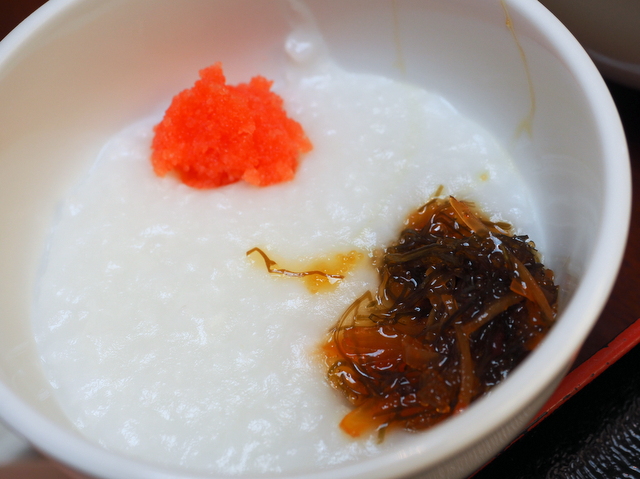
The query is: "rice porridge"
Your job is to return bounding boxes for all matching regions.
[31,13,540,476]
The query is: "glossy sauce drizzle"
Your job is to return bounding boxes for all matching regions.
[247,247,362,294]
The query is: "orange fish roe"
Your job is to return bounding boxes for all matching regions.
[151,63,312,188]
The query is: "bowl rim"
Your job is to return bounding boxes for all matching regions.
[0,0,631,478]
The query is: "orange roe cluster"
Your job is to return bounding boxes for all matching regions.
[151,63,312,188]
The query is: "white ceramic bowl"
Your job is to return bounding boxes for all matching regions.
[0,1,631,478]
[540,0,640,89]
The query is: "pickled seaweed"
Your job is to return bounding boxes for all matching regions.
[321,196,558,438]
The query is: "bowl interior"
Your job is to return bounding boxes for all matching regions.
[0,1,629,478]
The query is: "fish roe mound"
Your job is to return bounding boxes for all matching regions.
[151,63,312,188]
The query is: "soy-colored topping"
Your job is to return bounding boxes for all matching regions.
[151,63,312,188]
[247,247,362,294]
[321,196,558,438]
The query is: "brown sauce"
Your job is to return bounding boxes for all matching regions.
[246,247,362,294]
